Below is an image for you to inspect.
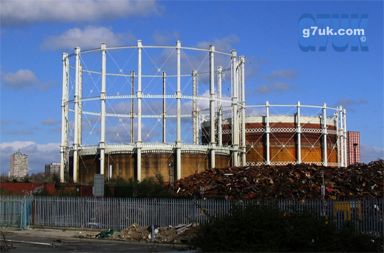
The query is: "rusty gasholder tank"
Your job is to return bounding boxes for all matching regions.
[59,41,348,184]
[203,103,345,167]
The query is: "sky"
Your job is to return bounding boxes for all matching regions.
[0,0,383,174]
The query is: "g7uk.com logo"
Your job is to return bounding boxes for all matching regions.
[298,14,368,52]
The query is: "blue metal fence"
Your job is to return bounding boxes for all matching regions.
[0,196,32,229]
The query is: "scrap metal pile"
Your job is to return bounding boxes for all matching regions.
[173,160,384,200]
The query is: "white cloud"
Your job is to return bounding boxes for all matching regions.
[360,145,384,163]
[1,69,51,90]
[335,98,368,111]
[1,0,160,26]
[0,141,60,174]
[256,82,292,94]
[43,26,134,50]
[2,69,37,87]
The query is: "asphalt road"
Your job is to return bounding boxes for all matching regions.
[1,230,196,253]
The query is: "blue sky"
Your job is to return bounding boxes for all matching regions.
[0,0,383,173]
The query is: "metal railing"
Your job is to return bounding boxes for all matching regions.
[32,197,231,229]
[1,197,382,236]
[0,196,32,229]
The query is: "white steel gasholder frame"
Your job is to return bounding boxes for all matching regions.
[60,41,348,183]
[60,41,246,183]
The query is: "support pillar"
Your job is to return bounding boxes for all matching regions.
[73,47,81,183]
[130,71,134,143]
[265,101,271,165]
[60,52,69,183]
[240,56,246,166]
[192,71,198,144]
[162,72,167,143]
[209,45,216,169]
[296,101,302,164]
[231,50,239,166]
[343,109,348,167]
[335,110,340,167]
[99,43,106,176]
[176,40,182,179]
[322,103,328,166]
[137,40,143,181]
[217,66,223,147]
[78,65,83,146]
[339,106,344,167]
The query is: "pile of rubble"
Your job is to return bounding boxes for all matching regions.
[173,160,384,200]
[89,224,198,244]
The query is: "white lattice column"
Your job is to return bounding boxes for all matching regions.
[240,56,246,166]
[73,47,81,183]
[162,72,167,144]
[231,50,239,166]
[322,103,328,166]
[265,101,270,165]
[296,101,302,164]
[217,66,223,147]
[334,110,340,167]
[78,65,83,146]
[60,52,69,183]
[176,40,182,179]
[339,106,345,167]
[136,40,143,181]
[99,43,107,176]
[343,108,348,167]
[192,70,198,144]
[130,71,134,143]
[209,45,216,169]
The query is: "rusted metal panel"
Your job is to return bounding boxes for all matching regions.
[215,154,231,168]
[141,153,173,182]
[181,153,209,178]
[79,155,99,184]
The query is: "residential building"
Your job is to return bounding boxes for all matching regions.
[9,151,28,179]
